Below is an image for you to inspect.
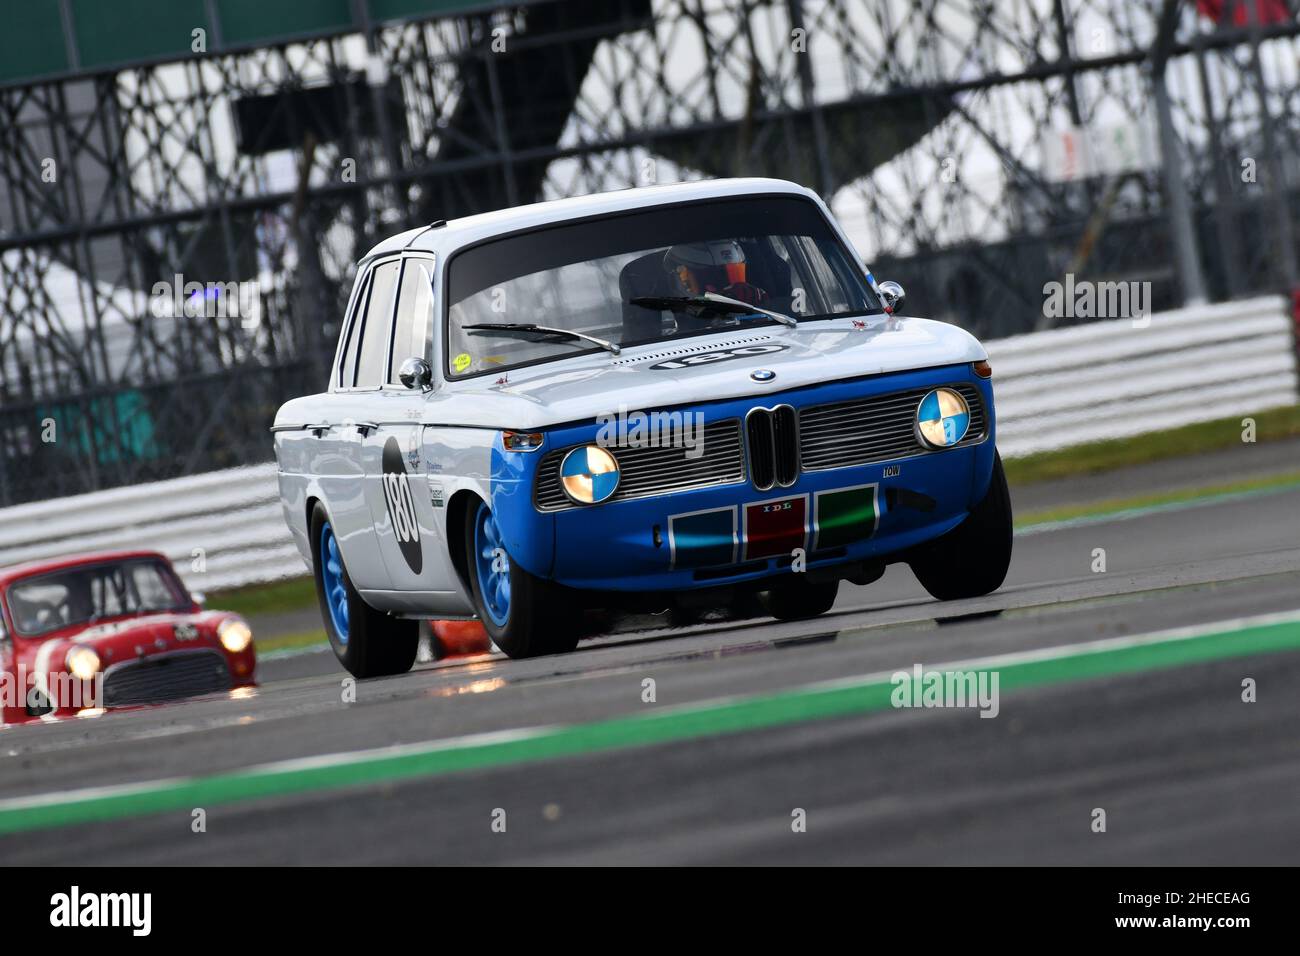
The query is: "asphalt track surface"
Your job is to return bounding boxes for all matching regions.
[2,452,1298,864]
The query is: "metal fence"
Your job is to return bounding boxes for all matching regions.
[3,1,1300,504]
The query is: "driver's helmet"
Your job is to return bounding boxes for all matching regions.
[664,240,748,295]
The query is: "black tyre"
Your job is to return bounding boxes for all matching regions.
[909,449,1013,600]
[310,502,418,678]
[464,499,579,658]
[761,577,840,620]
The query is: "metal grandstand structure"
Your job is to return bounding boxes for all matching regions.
[1,0,1298,504]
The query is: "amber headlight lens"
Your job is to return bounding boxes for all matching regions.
[559,445,620,504]
[219,619,254,653]
[66,646,101,680]
[916,387,971,448]
[502,430,544,452]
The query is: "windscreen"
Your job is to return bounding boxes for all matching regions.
[445,195,879,378]
[7,559,190,638]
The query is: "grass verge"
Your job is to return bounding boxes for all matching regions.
[256,628,328,655]
[1002,404,1300,486]
[1014,469,1300,529]
[210,576,316,620]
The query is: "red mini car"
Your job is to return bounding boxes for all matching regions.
[0,550,256,725]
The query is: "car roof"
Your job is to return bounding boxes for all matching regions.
[0,549,173,589]
[360,177,820,264]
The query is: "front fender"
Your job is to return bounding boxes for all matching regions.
[488,436,556,579]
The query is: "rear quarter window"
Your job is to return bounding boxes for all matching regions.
[337,271,371,388]
[355,260,400,388]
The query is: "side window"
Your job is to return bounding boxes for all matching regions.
[355,260,400,387]
[388,258,436,385]
[338,271,371,388]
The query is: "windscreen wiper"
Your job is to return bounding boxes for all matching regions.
[628,292,798,327]
[461,323,621,355]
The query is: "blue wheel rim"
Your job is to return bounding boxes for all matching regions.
[319,521,349,645]
[473,503,511,627]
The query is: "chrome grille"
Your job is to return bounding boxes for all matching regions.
[534,419,744,511]
[799,382,986,472]
[745,404,799,490]
[745,410,775,490]
[103,649,231,708]
[772,405,800,485]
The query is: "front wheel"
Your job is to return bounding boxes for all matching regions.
[909,449,1013,601]
[311,503,418,678]
[465,500,579,658]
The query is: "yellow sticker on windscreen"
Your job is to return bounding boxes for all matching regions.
[453,352,472,373]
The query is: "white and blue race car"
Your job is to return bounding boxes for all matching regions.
[272,178,1012,675]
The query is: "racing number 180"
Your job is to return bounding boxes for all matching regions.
[382,472,421,544]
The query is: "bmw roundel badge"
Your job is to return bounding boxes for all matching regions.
[560,445,621,504]
[750,369,776,383]
[915,387,971,448]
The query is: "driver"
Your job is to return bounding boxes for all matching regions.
[664,240,769,305]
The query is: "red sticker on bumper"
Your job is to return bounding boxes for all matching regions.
[743,495,808,561]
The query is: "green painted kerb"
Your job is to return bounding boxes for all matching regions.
[2,615,1298,835]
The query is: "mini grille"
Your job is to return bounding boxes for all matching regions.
[534,419,744,511]
[103,649,231,708]
[799,383,986,471]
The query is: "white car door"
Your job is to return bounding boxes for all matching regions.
[289,258,401,592]
[357,255,460,602]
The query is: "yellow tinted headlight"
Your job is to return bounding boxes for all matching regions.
[218,619,254,653]
[65,646,101,680]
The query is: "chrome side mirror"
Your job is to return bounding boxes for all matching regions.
[877,280,906,315]
[191,591,207,607]
[399,356,433,391]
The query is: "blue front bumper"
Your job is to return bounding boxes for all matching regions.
[490,363,996,593]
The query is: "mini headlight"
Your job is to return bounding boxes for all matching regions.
[916,387,971,448]
[218,619,254,654]
[559,445,621,504]
[65,646,101,681]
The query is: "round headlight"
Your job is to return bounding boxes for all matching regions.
[218,619,254,654]
[560,445,620,504]
[916,387,971,448]
[65,646,101,681]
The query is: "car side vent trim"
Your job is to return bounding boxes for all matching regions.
[614,335,775,366]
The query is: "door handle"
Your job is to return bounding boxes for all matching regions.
[354,422,380,436]
[305,423,332,437]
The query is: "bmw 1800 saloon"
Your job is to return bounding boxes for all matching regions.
[272,178,1011,675]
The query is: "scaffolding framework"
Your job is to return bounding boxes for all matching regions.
[1,0,1298,504]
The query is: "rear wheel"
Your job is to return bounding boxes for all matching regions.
[761,577,840,620]
[465,499,578,658]
[909,449,1013,600]
[311,502,418,678]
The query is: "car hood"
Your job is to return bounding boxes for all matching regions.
[425,314,986,429]
[22,612,222,670]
